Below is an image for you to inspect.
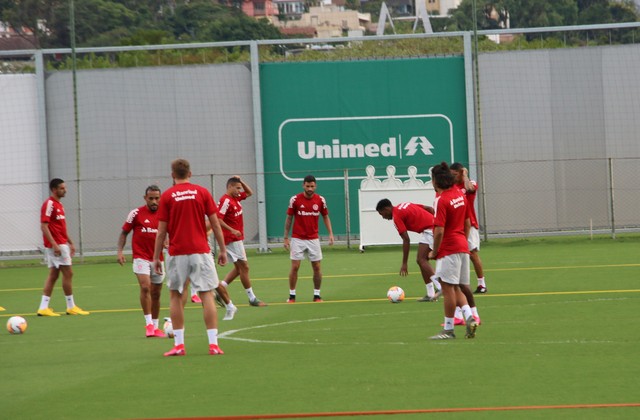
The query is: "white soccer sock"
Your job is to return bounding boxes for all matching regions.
[454,306,463,319]
[245,287,256,301]
[477,277,486,287]
[39,295,51,311]
[431,277,442,290]
[228,301,236,309]
[152,318,159,328]
[313,289,321,296]
[444,317,454,330]
[471,307,479,318]
[461,305,473,320]
[174,329,185,346]
[207,328,218,345]
[289,289,296,296]
[221,281,229,288]
[144,314,152,326]
[65,295,76,309]
[426,282,435,298]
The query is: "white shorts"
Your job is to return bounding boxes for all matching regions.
[133,258,165,284]
[290,238,323,262]
[418,229,434,248]
[44,244,72,268]
[166,253,219,294]
[226,241,247,263]
[433,253,470,286]
[468,226,480,251]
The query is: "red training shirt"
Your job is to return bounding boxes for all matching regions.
[455,180,479,229]
[392,202,434,235]
[287,193,329,240]
[433,188,469,258]
[41,197,68,248]
[122,205,162,261]
[218,191,247,245]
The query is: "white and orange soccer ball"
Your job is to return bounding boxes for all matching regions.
[7,316,28,334]
[163,317,174,338]
[387,286,405,303]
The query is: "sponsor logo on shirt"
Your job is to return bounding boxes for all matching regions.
[172,189,198,201]
[450,196,465,209]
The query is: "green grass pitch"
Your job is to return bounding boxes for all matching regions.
[1,235,639,419]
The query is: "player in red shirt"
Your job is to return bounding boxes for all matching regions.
[36,178,89,317]
[217,176,266,307]
[376,199,442,301]
[117,185,166,338]
[283,175,334,303]
[152,159,228,356]
[428,162,477,340]
[451,163,487,294]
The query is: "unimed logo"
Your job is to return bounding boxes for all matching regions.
[278,114,454,181]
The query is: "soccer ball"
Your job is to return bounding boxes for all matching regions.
[7,316,28,334]
[387,286,405,303]
[163,317,174,338]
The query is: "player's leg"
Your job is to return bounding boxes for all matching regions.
[60,265,88,315]
[222,266,239,286]
[287,238,305,302]
[192,253,224,355]
[135,272,155,336]
[416,242,439,301]
[308,239,324,302]
[37,264,61,316]
[470,249,486,293]
[164,255,188,356]
[429,254,460,339]
[149,261,165,336]
[458,253,478,337]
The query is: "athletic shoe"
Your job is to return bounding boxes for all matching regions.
[37,307,60,317]
[465,316,478,339]
[417,294,439,302]
[287,295,296,303]
[474,315,482,326]
[191,294,202,304]
[145,324,155,337]
[214,292,225,308]
[249,298,267,307]
[153,328,166,338]
[0,306,5,311]
[313,295,323,302]
[223,305,237,321]
[209,344,224,355]
[66,306,90,315]
[454,317,465,326]
[474,286,487,294]
[164,344,186,357]
[429,329,456,340]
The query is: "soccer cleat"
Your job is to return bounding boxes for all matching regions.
[474,286,487,294]
[429,329,456,340]
[214,292,225,308]
[313,295,323,302]
[191,294,202,304]
[37,307,60,317]
[0,306,5,311]
[474,315,482,326]
[249,298,267,307]
[417,294,439,302]
[164,344,186,357]
[465,316,478,339]
[153,328,167,338]
[287,295,296,303]
[146,324,155,337]
[209,344,224,355]
[66,306,90,315]
[223,305,237,321]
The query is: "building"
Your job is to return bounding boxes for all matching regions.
[271,3,371,39]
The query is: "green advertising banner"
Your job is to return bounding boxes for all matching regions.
[261,57,468,238]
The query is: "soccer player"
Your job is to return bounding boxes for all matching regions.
[376,199,442,302]
[217,176,266,307]
[117,185,166,338]
[283,175,334,303]
[153,159,228,356]
[36,178,89,316]
[450,163,487,294]
[428,162,477,340]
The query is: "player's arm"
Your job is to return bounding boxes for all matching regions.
[322,214,334,246]
[429,226,444,260]
[116,230,129,266]
[399,231,411,276]
[207,213,227,266]
[283,214,293,250]
[218,218,241,238]
[236,176,254,198]
[153,221,168,275]
[462,168,476,192]
[41,222,60,255]
[465,217,471,239]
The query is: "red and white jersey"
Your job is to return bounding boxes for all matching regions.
[287,193,329,240]
[158,183,217,256]
[392,202,434,235]
[218,191,247,245]
[41,197,68,248]
[122,205,162,261]
[455,180,479,229]
[433,188,469,258]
